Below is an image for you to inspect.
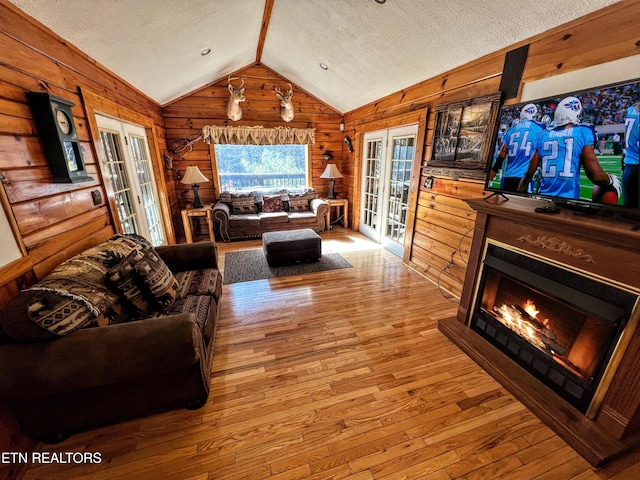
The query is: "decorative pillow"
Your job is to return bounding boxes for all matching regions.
[106,249,154,318]
[230,193,255,215]
[134,249,179,311]
[22,264,122,336]
[262,194,284,213]
[110,233,153,250]
[174,269,223,303]
[288,193,310,212]
[218,191,233,204]
[304,188,318,201]
[252,192,264,204]
[252,189,287,202]
[86,299,130,327]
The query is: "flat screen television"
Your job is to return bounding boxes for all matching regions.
[486,77,640,220]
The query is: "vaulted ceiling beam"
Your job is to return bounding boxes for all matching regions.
[256,0,275,63]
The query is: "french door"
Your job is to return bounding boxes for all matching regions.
[360,124,417,257]
[96,115,166,246]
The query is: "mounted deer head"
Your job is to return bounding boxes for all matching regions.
[275,83,294,122]
[226,76,245,121]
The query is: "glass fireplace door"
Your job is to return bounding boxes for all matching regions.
[471,242,638,414]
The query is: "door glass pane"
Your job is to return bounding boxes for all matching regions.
[385,135,414,246]
[100,130,139,235]
[363,139,382,230]
[129,134,164,246]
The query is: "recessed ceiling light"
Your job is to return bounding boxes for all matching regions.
[201,48,211,56]
[373,0,387,4]
[319,63,328,71]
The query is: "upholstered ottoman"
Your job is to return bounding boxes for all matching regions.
[262,228,322,266]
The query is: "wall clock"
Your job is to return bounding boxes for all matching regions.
[28,92,93,183]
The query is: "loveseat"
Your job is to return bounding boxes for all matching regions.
[212,187,329,241]
[0,234,222,442]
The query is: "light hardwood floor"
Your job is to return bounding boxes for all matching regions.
[15,228,640,479]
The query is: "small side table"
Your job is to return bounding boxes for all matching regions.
[181,205,214,244]
[323,198,348,230]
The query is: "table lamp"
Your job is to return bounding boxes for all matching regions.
[181,165,209,208]
[320,164,343,199]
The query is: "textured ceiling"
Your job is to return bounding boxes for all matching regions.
[8,0,622,113]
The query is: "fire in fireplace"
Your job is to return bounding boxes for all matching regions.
[471,242,638,414]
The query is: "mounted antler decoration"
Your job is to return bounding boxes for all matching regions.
[226,76,245,121]
[275,83,294,122]
[343,136,354,153]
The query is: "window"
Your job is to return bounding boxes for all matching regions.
[214,144,309,191]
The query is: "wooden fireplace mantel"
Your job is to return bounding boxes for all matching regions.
[438,194,640,466]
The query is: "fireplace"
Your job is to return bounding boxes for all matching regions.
[471,242,637,415]
[438,195,640,466]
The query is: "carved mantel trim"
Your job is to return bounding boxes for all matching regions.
[446,195,640,466]
[516,235,596,263]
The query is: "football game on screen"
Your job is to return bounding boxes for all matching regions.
[488,79,640,208]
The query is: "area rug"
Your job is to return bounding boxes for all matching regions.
[223,249,352,284]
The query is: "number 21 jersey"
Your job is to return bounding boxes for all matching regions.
[534,125,596,199]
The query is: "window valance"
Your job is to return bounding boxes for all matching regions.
[202,125,315,145]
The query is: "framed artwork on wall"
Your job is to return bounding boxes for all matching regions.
[424,93,501,180]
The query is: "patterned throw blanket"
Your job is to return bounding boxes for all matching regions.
[25,235,150,335]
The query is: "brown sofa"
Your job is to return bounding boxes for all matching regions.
[0,234,222,442]
[212,188,329,241]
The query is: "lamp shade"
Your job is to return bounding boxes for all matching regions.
[180,166,209,208]
[180,165,209,185]
[320,164,343,179]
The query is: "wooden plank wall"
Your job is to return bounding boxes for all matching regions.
[163,63,344,215]
[343,0,640,298]
[0,1,169,289]
[0,0,168,459]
